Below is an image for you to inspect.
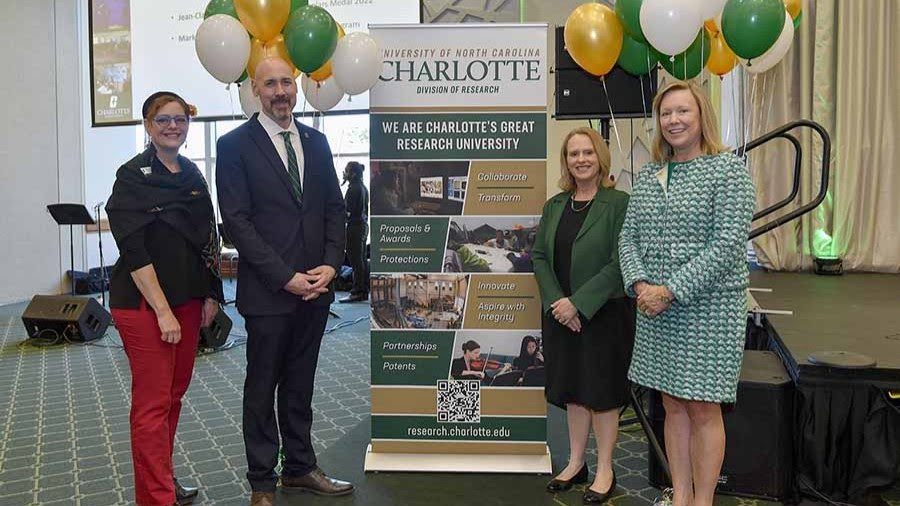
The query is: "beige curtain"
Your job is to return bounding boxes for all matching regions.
[749,0,900,272]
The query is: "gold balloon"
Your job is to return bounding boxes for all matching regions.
[784,0,802,19]
[704,18,720,36]
[706,31,738,77]
[308,23,345,83]
[563,3,623,77]
[235,0,291,42]
[247,35,297,78]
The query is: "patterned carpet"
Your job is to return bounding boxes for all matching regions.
[0,282,897,505]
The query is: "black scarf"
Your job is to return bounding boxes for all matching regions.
[106,145,220,278]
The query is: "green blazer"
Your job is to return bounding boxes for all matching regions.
[532,187,629,320]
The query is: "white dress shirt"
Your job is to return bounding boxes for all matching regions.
[257,111,305,184]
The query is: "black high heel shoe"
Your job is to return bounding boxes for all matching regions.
[546,464,588,492]
[174,477,199,505]
[582,471,616,504]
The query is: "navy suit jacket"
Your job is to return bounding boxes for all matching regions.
[216,114,345,316]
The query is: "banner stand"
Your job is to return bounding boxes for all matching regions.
[365,23,551,474]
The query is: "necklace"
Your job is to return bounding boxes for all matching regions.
[570,197,592,212]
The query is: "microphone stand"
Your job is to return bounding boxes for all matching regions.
[94,202,107,308]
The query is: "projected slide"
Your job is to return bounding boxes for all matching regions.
[89,0,419,125]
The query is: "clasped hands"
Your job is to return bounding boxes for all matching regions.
[284,265,336,301]
[634,281,673,318]
[551,297,581,333]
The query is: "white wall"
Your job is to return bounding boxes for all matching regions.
[0,0,85,304]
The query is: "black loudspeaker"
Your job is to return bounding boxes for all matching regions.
[647,350,794,501]
[199,308,233,349]
[554,26,658,120]
[22,295,111,342]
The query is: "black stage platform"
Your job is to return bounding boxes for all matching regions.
[748,271,900,504]
[750,271,900,387]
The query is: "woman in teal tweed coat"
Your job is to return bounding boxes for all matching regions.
[618,81,755,506]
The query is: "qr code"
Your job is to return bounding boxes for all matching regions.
[436,380,480,423]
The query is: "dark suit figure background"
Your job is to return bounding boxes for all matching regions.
[215,57,352,506]
[340,161,369,303]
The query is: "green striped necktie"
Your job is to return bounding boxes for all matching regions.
[279,131,302,201]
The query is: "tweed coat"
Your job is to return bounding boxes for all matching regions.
[618,152,755,402]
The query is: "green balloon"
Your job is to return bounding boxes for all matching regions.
[655,29,711,80]
[283,5,338,74]
[721,0,786,60]
[203,0,237,19]
[290,0,309,13]
[615,0,645,44]
[235,69,248,84]
[617,33,658,76]
[793,11,802,31]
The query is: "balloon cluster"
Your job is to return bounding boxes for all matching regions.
[564,0,803,80]
[195,0,383,113]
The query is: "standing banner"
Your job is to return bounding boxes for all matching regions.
[365,23,550,473]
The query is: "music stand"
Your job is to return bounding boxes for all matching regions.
[47,204,95,296]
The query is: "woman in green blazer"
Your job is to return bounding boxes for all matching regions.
[533,127,635,504]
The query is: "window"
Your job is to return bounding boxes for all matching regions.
[133,113,371,228]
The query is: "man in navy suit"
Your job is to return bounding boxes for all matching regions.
[216,57,351,506]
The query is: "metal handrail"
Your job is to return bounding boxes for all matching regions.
[733,120,831,240]
[750,133,802,221]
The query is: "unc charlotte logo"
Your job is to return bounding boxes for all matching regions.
[109,95,118,108]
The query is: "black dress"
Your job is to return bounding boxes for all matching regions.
[543,200,636,411]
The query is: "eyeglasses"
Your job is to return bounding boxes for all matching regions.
[152,115,188,127]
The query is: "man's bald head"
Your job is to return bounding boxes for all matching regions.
[252,57,298,128]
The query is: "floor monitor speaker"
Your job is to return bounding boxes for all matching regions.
[21,295,111,342]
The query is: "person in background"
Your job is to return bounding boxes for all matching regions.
[106,91,223,506]
[532,126,635,504]
[618,81,756,506]
[215,57,351,506]
[340,161,369,303]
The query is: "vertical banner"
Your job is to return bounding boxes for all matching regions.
[365,24,550,473]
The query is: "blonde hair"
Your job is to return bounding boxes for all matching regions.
[651,81,726,163]
[558,127,614,192]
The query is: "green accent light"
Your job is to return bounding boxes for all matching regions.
[812,228,834,258]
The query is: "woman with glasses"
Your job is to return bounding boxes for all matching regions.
[106,91,223,506]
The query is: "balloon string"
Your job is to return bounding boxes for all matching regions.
[227,83,237,119]
[743,72,756,159]
[731,72,739,150]
[601,77,626,178]
[763,66,777,139]
[723,76,732,146]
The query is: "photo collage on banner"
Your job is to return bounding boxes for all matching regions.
[367,24,550,471]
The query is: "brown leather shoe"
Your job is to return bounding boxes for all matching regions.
[250,491,275,506]
[280,467,354,496]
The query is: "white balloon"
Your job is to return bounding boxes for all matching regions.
[740,12,794,74]
[195,14,250,84]
[640,0,704,56]
[697,0,726,22]
[301,74,345,111]
[331,32,382,96]
[237,79,261,117]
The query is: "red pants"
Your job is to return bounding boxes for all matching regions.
[112,299,202,506]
